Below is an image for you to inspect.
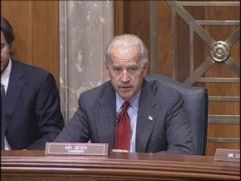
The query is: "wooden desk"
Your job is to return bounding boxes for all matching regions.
[1,150,240,181]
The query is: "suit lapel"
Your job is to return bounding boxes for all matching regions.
[136,80,158,152]
[94,82,116,149]
[5,60,25,132]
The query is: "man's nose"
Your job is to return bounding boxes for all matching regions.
[121,69,130,82]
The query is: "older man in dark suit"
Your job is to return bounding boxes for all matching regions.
[55,34,193,154]
[1,17,64,150]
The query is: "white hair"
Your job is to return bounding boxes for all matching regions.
[105,34,148,65]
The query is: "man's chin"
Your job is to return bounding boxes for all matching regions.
[118,92,133,101]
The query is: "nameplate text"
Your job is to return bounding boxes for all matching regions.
[45,142,109,156]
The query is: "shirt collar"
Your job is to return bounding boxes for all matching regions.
[1,58,12,92]
[116,90,141,113]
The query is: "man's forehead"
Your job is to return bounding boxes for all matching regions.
[111,54,139,61]
[110,47,140,61]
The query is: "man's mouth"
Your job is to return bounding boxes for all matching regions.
[120,86,131,90]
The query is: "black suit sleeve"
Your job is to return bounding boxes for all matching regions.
[27,73,64,149]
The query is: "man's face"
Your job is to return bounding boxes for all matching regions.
[1,31,11,73]
[107,47,148,101]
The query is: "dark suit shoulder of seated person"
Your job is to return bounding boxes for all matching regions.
[55,34,193,154]
[1,16,64,150]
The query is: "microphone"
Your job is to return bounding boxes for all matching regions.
[114,109,122,149]
[115,112,120,124]
[115,107,122,124]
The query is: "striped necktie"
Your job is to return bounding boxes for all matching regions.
[115,101,131,150]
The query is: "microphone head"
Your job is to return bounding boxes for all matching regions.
[115,113,120,123]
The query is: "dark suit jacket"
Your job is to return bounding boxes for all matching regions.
[55,79,193,154]
[4,59,64,150]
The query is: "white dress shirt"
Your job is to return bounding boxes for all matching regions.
[1,58,12,93]
[116,91,141,152]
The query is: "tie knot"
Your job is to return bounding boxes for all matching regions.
[121,101,130,111]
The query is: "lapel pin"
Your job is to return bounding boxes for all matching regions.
[148,115,153,121]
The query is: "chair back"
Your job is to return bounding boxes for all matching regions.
[145,74,208,155]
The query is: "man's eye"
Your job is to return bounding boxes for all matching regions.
[128,67,138,72]
[130,67,138,71]
[113,67,122,72]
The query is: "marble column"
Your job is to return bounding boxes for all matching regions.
[59,1,113,121]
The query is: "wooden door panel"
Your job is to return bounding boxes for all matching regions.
[1,1,59,86]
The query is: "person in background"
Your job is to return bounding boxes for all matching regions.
[1,16,64,150]
[55,34,193,154]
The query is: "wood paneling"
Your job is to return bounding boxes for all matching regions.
[1,1,33,65]
[204,3,240,155]
[123,0,150,51]
[158,1,172,76]
[207,143,240,156]
[114,0,150,64]
[114,1,240,156]
[1,1,59,86]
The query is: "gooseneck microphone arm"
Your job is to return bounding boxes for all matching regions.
[114,108,122,149]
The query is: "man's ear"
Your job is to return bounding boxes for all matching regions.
[9,44,15,56]
[105,64,110,73]
[105,65,111,79]
[142,64,148,75]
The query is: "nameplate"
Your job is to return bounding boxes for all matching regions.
[45,142,109,156]
[214,148,240,162]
